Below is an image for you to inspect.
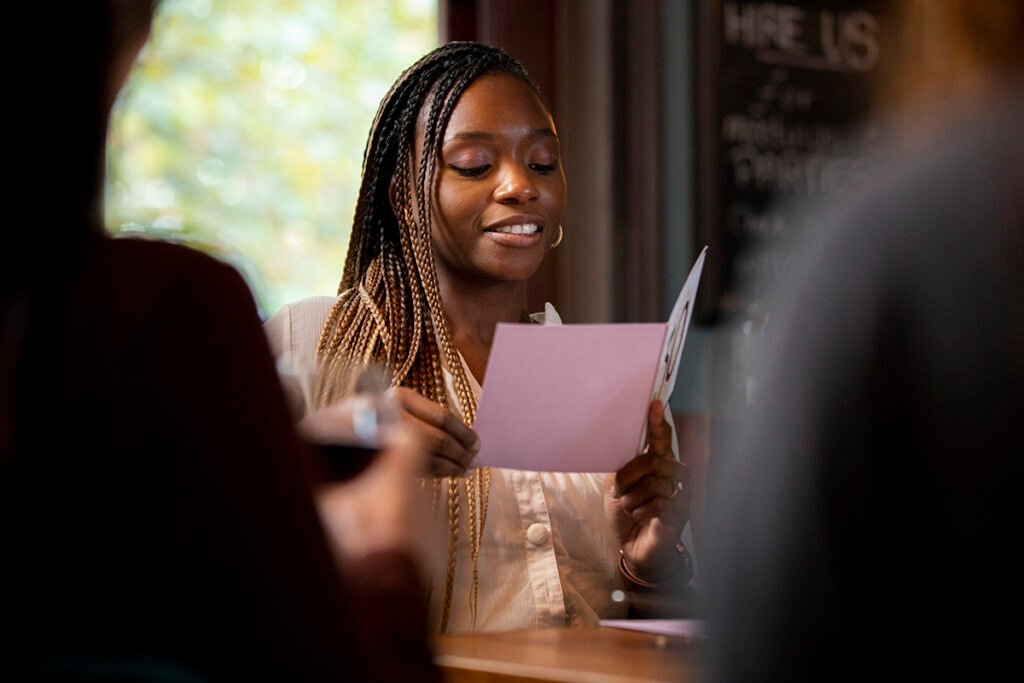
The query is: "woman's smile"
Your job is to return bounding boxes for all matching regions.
[482,215,546,248]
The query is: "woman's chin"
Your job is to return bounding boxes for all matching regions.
[485,259,546,285]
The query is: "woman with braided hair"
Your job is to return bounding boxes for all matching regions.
[267,41,694,633]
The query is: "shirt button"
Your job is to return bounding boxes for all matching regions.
[526,523,550,546]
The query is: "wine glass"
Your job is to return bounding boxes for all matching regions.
[276,353,397,481]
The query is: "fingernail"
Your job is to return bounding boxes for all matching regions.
[471,438,482,454]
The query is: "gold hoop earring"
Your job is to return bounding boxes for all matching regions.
[549,224,564,250]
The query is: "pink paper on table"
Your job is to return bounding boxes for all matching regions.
[473,323,666,472]
[599,618,706,639]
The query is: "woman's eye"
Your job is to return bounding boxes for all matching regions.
[450,164,491,177]
[530,163,557,175]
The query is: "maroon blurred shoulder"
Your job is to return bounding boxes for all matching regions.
[0,235,438,681]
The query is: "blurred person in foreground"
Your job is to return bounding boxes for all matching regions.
[705,2,1024,681]
[0,2,437,680]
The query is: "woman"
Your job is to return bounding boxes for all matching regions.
[1,2,436,680]
[267,41,693,633]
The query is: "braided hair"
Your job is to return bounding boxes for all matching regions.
[316,41,540,409]
[315,42,545,632]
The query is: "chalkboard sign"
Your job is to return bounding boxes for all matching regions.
[696,0,894,321]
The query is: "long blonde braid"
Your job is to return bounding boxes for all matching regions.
[314,43,541,632]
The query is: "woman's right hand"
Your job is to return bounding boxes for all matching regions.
[387,386,480,477]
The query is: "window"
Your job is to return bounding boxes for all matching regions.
[106,0,437,317]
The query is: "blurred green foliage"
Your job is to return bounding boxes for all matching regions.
[105,0,437,318]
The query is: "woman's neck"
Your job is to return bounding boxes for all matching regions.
[436,274,528,382]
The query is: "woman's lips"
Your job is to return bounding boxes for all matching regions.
[484,222,544,247]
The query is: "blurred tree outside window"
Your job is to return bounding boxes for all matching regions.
[106,0,438,318]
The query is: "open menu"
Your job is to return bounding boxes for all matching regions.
[473,247,707,472]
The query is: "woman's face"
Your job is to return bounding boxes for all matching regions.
[416,73,566,286]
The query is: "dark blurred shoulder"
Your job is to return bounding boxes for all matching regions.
[79,236,260,336]
[96,236,249,295]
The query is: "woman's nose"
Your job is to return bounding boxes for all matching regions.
[493,164,539,204]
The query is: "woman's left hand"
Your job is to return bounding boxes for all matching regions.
[604,400,691,582]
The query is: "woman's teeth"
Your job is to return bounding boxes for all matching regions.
[490,223,539,235]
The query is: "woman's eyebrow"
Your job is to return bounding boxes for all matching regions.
[444,128,557,144]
